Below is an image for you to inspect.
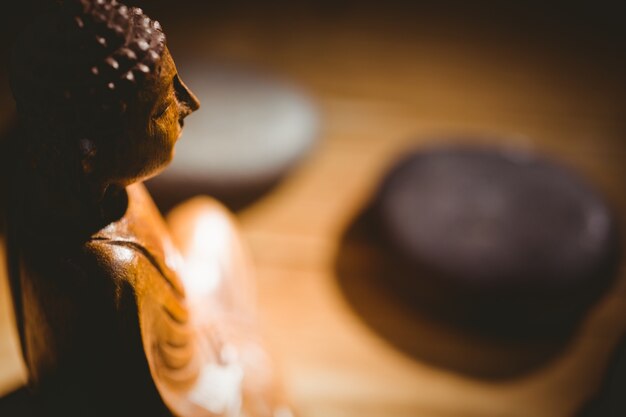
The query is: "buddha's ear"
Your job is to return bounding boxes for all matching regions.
[79,138,97,175]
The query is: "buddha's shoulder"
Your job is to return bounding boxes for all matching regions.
[79,238,139,281]
[79,186,150,267]
[82,184,180,290]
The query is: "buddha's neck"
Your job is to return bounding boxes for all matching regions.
[18,165,128,242]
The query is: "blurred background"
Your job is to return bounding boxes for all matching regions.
[1,1,625,416]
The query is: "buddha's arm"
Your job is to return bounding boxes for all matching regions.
[88,227,249,416]
[8,239,171,417]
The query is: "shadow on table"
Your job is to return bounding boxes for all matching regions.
[577,333,626,417]
[334,208,577,380]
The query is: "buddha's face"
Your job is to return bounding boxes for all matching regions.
[107,47,200,186]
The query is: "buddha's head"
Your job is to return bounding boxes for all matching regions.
[10,0,199,190]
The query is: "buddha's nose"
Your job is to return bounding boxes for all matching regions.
[175,75,200,115]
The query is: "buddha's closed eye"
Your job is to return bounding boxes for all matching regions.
[154,101,173,119]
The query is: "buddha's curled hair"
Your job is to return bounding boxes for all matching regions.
[10,0,166,136]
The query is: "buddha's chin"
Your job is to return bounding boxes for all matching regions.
[142,162,170,183]
[143,149,176,182]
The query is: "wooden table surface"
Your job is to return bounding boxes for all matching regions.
[1,4,625,417]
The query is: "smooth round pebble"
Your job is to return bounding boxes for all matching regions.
[370,145,620,337]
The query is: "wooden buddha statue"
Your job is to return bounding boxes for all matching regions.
[6,1,289,416]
